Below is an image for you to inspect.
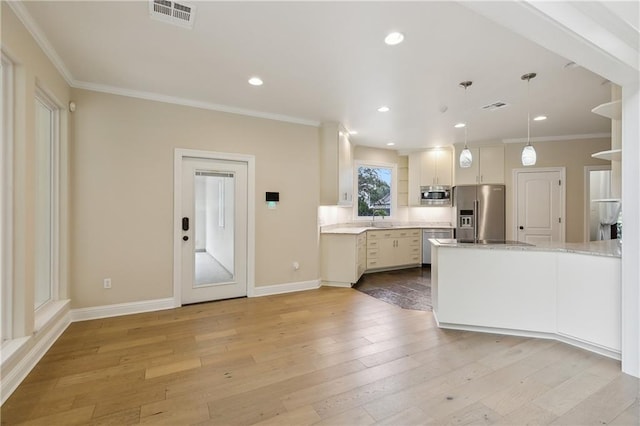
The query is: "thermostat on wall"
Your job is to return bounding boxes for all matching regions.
[266,192,279,209]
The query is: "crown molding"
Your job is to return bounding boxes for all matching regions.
[6,0,75,86]
[502,133,611,144]
[72,80,320,127]
[7,0,319,127]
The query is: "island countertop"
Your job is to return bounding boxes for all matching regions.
[430,238,621,258]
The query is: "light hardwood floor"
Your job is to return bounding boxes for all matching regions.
[1,287,638,425]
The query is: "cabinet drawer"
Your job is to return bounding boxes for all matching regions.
[357,233,367,245]
[410,247,421,255]
[367,259,381,269]
[367,249,379,258]
[410,255,421,263]
[409,238,421,246]
[367,240,379,249]
[367,230,396,239]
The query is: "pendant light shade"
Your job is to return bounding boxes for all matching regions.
[458,81,473,168]
[521,73,537,166]
[521,144,537,166]
[460,147,473,168]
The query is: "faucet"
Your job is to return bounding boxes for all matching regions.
[370,209,386,226]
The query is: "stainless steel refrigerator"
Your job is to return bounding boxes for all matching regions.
[454,184,505,242]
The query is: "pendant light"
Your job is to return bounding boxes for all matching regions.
[459,81,473,168]
[521,72,537,166]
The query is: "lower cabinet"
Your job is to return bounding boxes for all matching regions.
[367,229,421,270]
[321,229,422,287]
[321,233,367,287]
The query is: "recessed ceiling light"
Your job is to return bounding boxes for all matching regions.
[534,115,547,121]
[454,122,466,128]
[384,32,404,46]
[386,142,395,146]
[377,106,390,112]
[248,77,263,86]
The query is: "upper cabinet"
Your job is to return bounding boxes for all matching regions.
[320,122,354,206]
[408,148,453,206]
[454,144,504,185]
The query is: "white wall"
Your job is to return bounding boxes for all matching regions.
[205,176,234,272]
[194,177,206,250]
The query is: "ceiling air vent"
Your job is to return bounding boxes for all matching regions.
[149,0,195,29]
[481,101,509,112]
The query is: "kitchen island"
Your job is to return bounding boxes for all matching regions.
[431,239,621,359]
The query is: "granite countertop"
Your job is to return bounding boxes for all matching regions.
[431,238,621,258]
[321,222,453,235]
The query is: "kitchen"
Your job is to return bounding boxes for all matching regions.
[1,1,639,420]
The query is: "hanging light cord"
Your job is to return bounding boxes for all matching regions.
[521,73,536,145]
[464,85,469,149]
[460,81,472,148]
[526,77,531,146]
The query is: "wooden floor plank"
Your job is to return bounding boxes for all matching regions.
[1,274,637,426]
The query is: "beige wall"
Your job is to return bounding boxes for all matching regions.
[505,138,611,242]
[2,5,71,335]
[70,89,319,308]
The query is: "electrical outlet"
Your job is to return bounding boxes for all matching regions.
[103,278,112,289]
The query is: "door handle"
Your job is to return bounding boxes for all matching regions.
[182,217,189,231]
[519,226,524,230]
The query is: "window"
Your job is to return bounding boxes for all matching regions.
[356,163,396,218]
[34,89,59,311]
[1,53,13,341]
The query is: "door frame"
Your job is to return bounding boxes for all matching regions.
[512,167,566,242]
[173,148,256,307]
[583,165,612,242]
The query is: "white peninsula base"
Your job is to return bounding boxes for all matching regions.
[431,240,621,360]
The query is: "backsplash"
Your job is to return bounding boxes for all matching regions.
[318,205,454,227]
[408,206,455,224]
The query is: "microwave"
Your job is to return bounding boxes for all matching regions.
[420,185,451,206]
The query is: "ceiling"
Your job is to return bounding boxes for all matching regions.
[17,1,625,150]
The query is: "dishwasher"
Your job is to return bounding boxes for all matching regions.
[422,228,454,264]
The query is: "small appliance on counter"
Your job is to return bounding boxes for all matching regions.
[420,185,451,206]
[454,184,505,242]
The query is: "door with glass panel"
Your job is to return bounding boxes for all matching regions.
[181,157,247,304]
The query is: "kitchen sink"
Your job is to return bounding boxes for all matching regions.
[371,222,393,228]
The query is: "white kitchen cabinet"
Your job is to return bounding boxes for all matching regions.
[366,229,421,270]
[454,145,504,185]
[408,149,453,206]
[321,232,367,287]
[320,122,354,206]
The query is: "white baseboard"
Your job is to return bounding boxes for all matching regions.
[69,297,176,322]
[251,279,320,297]
[321,280,353,288]
[1,302,70,405]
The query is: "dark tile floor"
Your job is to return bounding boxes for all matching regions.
[353,266,432,311]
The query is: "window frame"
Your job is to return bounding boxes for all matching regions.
[353,160,398,221]
[34,86,60,314]
[1,52,14,342]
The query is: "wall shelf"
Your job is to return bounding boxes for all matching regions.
[591,100,621,120]
[592,149,622,161]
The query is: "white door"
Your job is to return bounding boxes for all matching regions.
[516,169,564,244]
[181,157,248,304]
